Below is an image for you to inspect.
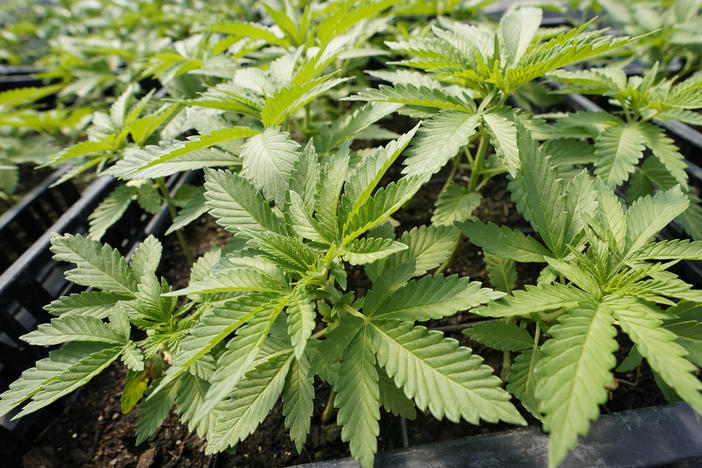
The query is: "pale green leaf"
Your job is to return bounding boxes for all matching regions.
[50,234,137,296]
[371,321,525,425]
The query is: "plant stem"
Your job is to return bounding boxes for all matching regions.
[439,156,460,195]
[467,129,488,193]
[433,236,460,276]
[500,350,512,381]
[500,317,513,380]
[156,177,193,264]
[321,390,337,424]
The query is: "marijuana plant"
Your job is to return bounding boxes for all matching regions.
[349,6,633,186]
[459,130,702,467]
[0,234,192,422]
[1,130,526,467]
[547,64,702,238]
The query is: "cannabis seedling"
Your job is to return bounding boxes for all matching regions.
[459,131,702,467]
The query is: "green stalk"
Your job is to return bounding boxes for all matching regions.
[321,390,337,424]
[500,349,512,381]
[439,156,460,195]
[467,128,488,193]
[156,177,193,265]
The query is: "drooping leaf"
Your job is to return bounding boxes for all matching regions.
[536,304,618,468]
[335,326,379,468]
[282,352,315,453]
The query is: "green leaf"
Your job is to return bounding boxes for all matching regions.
[371,321,525,425]
[287,288,316,359]
[475,282,591,318]
[0,84,62,108]
[483,109,520,176]
[241,127,300,206]
[200,306,283,423]
[175,372,216,438]
[457,221,551,262]
[282,352,315,453]
[121,370,149,414]
[17,345,123,418]
[364,225,451,282]
[624,186,689,256]
[166,268,285,296]
[287,191,328,243]
[630,239,702,261]
[336,326,379,468]
[50,234,137,296]
[367,274,502,321]
[88,185,137,240]
[320,101,403,151]
[49,140,113,165]
[204,169,285,235]
[44,291,131,319]
[432,185,481,225]
[536,304,618,468]
[506,346,542,420]
[464,321,533,352]
[594,124,645,188]
[378,366,417,419]
[207,21,287,46]
[131,127,259,175]
[121,341,145,372]
[153,294,272,394]
[314,147,350,242]
[0,342,103,418]
[484,253,517,293]
[113,146,240,180]
[347,83,474,111]
[403,111,481,177]
[207,351,292,453]
[518,137,572,256]
[242,229,317,275]
[287,142,319,210]
[129,104,180,147]
[665,305,702,368]
[640,122,688,189]
[130,236,162,280]
[21,315,125,346]
[136,182,161,215]
[261,74,348,127]
[609,297,702,415]
[136,378,178,444]
[500,6,542,66]
[342,237,408,265]
[166,188,207,235]
[345,125,420,220]
[343,176,424,243]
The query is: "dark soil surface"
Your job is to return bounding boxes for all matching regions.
[8,158,671,467]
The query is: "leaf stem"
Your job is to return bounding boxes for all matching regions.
[156,177,193,264]
[433,236,460,276]
[321,390,337,424]
[439,156,460,195]
[467,128,488,193]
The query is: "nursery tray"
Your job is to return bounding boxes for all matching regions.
[0,171,194,437]
[297,403,702,468]
[0,166,81,270]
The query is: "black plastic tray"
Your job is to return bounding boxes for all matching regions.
[296,403,702,468]
[0,171,194,438]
